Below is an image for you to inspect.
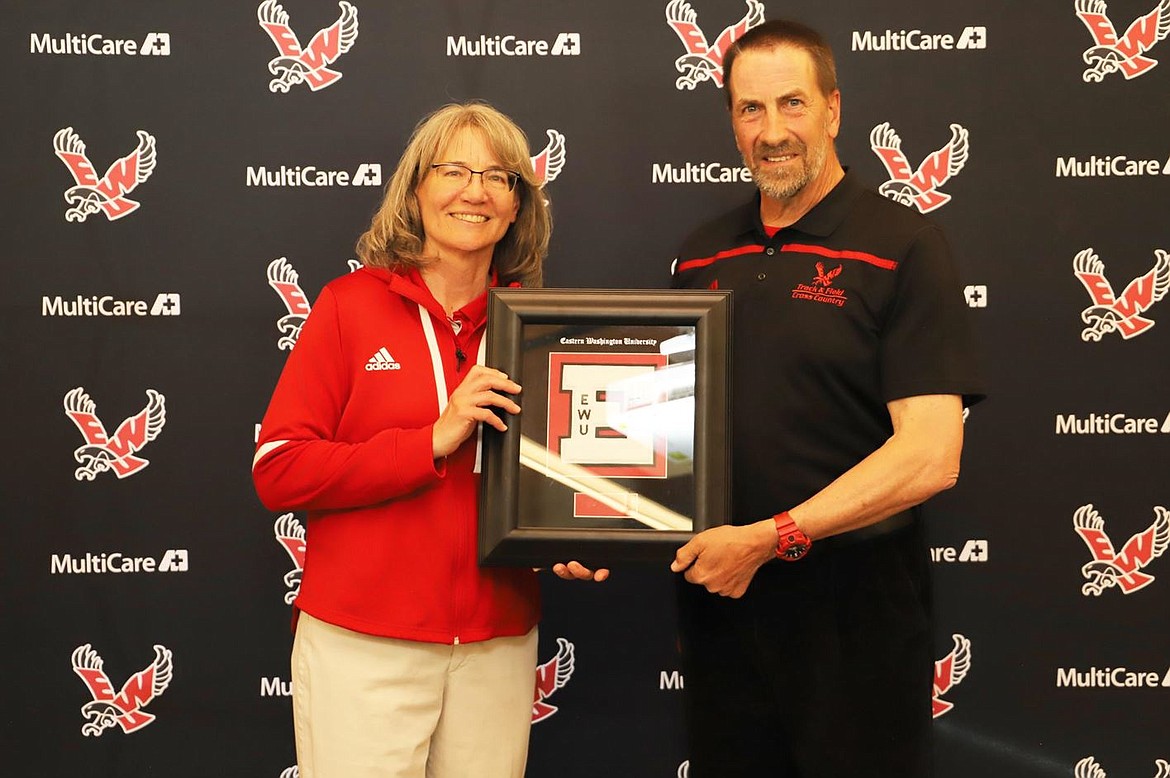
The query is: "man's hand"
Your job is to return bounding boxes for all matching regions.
[551,561,610,582]
[432,365,521,459]
[670,521,775,598]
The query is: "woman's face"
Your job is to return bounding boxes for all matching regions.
[416,127,520,267]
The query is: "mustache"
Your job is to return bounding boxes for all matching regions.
[753,142,805,160]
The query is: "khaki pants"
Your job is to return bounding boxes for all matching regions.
[292,612,537,778]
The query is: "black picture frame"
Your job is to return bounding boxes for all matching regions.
[478,288,732,567]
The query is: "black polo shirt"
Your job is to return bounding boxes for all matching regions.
[671,171,985,524]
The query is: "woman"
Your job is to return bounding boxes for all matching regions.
[253,102,603,778]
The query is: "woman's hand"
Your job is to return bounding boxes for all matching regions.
[432,365,521,459]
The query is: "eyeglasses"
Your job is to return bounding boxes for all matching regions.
[430,163,520,193]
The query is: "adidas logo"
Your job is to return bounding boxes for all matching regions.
[365,347,401,372]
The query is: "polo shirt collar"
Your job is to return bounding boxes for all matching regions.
[738,167,864,240]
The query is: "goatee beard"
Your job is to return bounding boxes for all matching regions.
[746,138,828,200]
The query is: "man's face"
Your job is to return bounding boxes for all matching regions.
[728,45,840,202]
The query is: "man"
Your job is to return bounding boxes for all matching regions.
[668,19,984,777]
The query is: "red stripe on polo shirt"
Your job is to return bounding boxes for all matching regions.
[677,244,765,272]
[780,243,898,271]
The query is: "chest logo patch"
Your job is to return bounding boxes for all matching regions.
[792,262,847,307]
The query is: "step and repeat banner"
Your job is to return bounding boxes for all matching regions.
[2,1,1168,776]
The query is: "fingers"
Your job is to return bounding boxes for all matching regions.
[432,368,522,458]
[670,542,698,573]
[551,561,609,582]
[458,366,521,399]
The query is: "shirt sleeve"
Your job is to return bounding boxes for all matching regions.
[879,225,986,407]
[252,286,442,512]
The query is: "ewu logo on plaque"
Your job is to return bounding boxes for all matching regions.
[1074,504,1169,595]
[548,352,670,478]
[54,127,156,222]
[258,0,358,92]
[1076,0,1170,82]
[1074,248,1169,340]
[665,0,765,90]
[532,638,575,723]
[521,325,697,527]
[72,643,173,736]
[869,122,970,213]
[64,387,166,480]
[932,634,972,718]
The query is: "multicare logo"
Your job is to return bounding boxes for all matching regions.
[30,31,170,56]
[1075,757,1170,777]
[1056,410,1170,435]
[258,0,358,92]
[665,0,765,90]
[932,633,972,718]
[930,539,989,563]
[1074,248,1169,340]
[964,284,988,307]
[533,638,575,723]
[51,549,188,575]
[64,387,166,480]
[851,25,987,51]
[651,160,752,184]
[1059,666,1170,689]
[1055,152,1170,177]
[446,32,581,57]
[54,127,156,222]
[1076,0,1170,82]
[42,292,180,317]
[870,122,969,213]
[1074,504,1169,595]
[274,513,306,605]
[246,162,381,187]
[72,644,173,736]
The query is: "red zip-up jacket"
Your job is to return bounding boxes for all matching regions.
[253,266,539,643]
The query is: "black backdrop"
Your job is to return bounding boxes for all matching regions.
[3,1,1169,776]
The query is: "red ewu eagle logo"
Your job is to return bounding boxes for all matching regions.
[64,388,166,481]
[665,0,765,90]
[274,513,306,605]
[267,257,312,350]
[870,122,969,214]
[72,644,173,736]
[932,633,972,718]
[1074,504,1170,595]
[813,262,842,287]
[258,0,359,93]
[54,127,157,223]
[530,129,566,188]
[1076,0,1170,81]
[532,638,575,723]
[1074,248,1170,341]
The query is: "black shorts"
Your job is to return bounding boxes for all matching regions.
[676,522,934,778]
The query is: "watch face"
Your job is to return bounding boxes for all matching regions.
[781,543,809,560]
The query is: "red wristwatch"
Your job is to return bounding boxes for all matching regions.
[773,511,812,561]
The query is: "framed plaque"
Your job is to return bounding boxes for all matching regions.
[478,288,731,567]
